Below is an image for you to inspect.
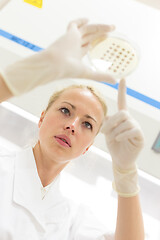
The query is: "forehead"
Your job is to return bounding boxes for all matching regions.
[55,88,104,120]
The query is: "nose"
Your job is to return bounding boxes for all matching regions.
[64,118,78,134]
[65,126,75,134]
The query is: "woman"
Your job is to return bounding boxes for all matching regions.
[0,19,145,239]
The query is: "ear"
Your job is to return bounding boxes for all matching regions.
[82,143,93,155]
[38,111,46,128]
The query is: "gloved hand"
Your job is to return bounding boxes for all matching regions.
[0,18,116,96]
[101,79,144,197]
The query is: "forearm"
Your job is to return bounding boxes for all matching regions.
[115,195,144,240]
[0,73,13,102]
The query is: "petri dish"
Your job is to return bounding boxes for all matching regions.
[88,33,139,79]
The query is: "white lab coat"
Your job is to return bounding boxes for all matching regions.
[0,147,114,240]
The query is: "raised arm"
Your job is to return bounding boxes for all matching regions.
[101,79,145,240]
[0,18,116,102]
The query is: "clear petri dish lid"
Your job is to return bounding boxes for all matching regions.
[88,32,140,80]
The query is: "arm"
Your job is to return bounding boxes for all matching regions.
[115,195,144,240]
[0,18,115,98]
[101,79,145,240]
[0,73,13,102]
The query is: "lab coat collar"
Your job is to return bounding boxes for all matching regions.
[13,147,69,232]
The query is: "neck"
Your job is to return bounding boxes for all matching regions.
[33,142,69,187]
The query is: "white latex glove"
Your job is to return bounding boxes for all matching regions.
[0,18,116,96]
[101,79,144,197]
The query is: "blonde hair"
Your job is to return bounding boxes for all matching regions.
[45,85,107,117]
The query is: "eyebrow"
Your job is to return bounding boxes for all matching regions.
[62,101,97,123]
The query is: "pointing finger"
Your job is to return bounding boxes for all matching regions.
[82,66,117,84]
[118,78,127,111]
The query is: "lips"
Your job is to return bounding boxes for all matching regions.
[54,135,71,147]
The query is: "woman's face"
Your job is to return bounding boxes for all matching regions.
[38,88,104,163]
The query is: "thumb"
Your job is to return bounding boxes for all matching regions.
[81,65,117,84]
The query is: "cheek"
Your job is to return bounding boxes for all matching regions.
[38,118,53,138]
[78,134,94,150]
[38,125,47,141]
[41,113,59,129]
[39,113,65,140]
[73,138,93,157]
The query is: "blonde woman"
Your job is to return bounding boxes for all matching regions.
[0,19,144,240]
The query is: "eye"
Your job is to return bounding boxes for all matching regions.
[83,121,93,130]
[60,107,70,116]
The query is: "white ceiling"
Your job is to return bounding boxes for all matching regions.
[0,0,160,178]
